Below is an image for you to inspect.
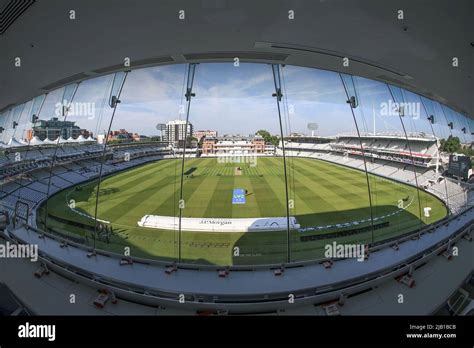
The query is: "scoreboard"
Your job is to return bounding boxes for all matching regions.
[447,154,472,180]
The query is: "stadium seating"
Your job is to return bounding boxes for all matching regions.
[0,137,469,232]
[279,135,468,214]
[0,142,170,216]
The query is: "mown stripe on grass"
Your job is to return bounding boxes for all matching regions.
[291,159,370,203]
[251,160,287,217]
[184,175,226,217]
[180,175,215,218]
[97,160,180,202]
[202,175,235,218]
[101,159,179,189]
[98,169,181,219]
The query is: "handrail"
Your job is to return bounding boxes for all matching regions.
[13,200,29,228]
[13,203,473,272]
[4,214,472,306]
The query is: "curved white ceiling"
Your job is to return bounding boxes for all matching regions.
[0,0,472,117]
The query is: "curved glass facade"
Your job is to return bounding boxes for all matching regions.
[0,62,472,266]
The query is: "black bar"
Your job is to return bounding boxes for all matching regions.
[0,316,471,345]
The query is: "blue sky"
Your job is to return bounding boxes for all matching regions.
[3,63,472,143]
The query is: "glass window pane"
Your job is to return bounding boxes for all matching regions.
[181,62,289,265]
[279,68,373,262]
[38,76,115,245]
[348,78,445,243]
[2,62,468,268]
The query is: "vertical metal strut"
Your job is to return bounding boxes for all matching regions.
[178,63,197,263]
[271,64,291,263]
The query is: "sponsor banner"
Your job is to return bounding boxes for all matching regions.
[138,215,300,232]
[232,188,246,204]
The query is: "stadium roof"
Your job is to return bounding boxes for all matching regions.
[0,0,472,118]
[29,136,43,145]
[6,137,25,148]
[338,134,438,142]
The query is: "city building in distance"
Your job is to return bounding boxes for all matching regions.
[194,130,217,142]
[29,117,92,141]
[165,119,194,146]
[107,129,141,142]
[201,134,268,156]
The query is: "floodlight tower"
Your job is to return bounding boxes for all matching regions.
[156,123,166,141]
[307,123,318,137]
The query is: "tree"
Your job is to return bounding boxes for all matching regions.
[256,129,279,146]
[440,136,461,154]
[256,129,271,139]
[186,136,198,148]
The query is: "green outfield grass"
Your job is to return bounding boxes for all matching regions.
[38,157,448,265]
